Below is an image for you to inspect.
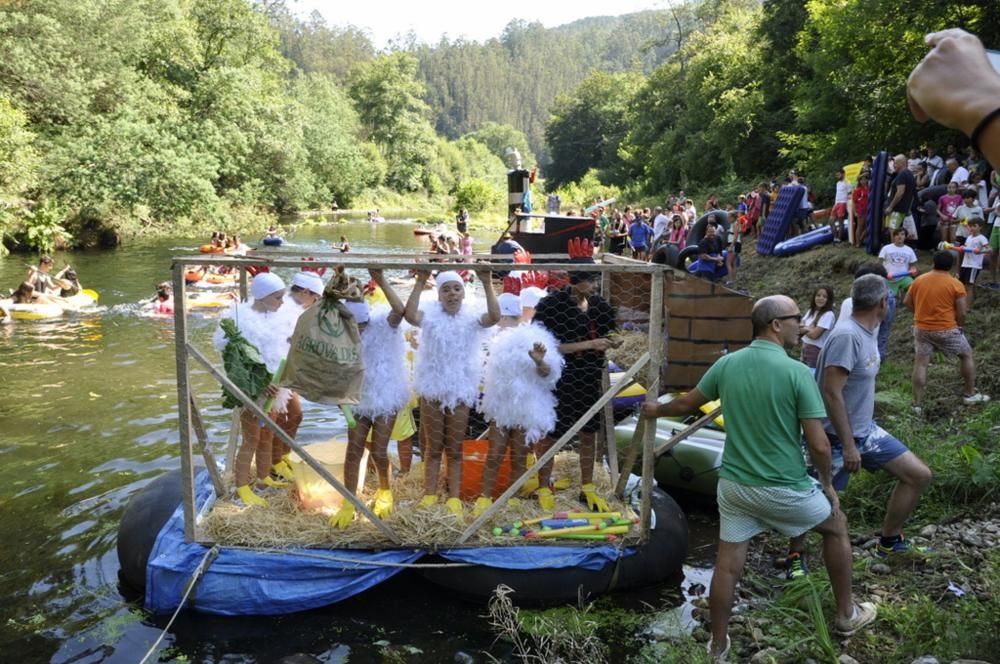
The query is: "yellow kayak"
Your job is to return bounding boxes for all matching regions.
[0,290,100,320]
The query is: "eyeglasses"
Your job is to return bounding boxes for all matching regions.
[771,314,803,324]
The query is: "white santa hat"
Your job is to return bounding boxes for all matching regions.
[292,271,325,295]
[251,272,285,299]
[520,286,548,309]
[434,271,464,289]
[498,292,522,317]
[343,299,370,324]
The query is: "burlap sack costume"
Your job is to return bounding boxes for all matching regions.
[280,268,365,405]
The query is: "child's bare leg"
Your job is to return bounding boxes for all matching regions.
[344,417,373,495]
[421,399,445,496]
[509,429,528,483]
[255,427,274,482]
[370,415,395,490]
[481,424,509,498]
[444,404,471,499]
[236,409,261,487]
[536,435,555,488]
[397,436,413,474]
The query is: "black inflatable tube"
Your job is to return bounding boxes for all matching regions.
[651,243,680,267]
[686,210,730,247]
[419,487,688,604]
[676,245,701,269]
[117,468,187,594]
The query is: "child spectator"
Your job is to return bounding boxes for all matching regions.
[832,168,852,241]
[937,182,963,243]
[666,215,687,248]
[954,189,983,245]
[799,286,836,368]
[958,218,991,308]
[879,228,919,296]
[725,212,742,287]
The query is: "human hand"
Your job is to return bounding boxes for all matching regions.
[263,384,280,398]
[842,442,861,473]
[474,268,492,284]
[907,29,1000,136]
[822,484,840,514]
[414,269,432,283]
[640,401,661,419]
[590,338,614,351]
[606,335,624,349]
[368,268,385,283]
[528,342,547,363]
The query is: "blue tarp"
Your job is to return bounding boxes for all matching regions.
[145,472,634,615]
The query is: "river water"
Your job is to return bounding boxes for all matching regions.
[0,218,713,663]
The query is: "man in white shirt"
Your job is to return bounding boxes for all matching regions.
[924,146,944,178]
[832,168,852,241]
[652,206,670,243]
[946,158,970,185]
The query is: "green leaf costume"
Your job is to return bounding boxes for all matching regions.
[219,318,272,409]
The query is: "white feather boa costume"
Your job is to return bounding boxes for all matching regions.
[213,300,299,414]
[355,306,411,420]
[413,301,486,412]
[480,323,564,444]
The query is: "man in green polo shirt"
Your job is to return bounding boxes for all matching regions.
[643,295,875,661]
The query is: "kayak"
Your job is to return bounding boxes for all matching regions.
[262,236,283,247]
[614,394,725,496]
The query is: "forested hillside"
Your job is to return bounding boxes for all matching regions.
[1,0,998,252]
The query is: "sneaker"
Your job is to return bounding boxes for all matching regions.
[785,552,809,580]
[875,537,931,558]
[706,634,731,662]
[911,404,923,415]
[834,601,877,636]
[962,392,991,405]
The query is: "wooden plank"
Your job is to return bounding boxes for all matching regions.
[667,315,691,339]
[456,352,651,544]
[690,318,753,342]
[188,394,226,497]
[185,343,403,544]
[238,266,248,302]
[640,272,665,543]
[171,262,197,542]
[172,256,663,274]
[653,407,722,458]
[223,409,240,490]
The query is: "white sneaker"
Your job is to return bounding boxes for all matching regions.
[834,601,877,636]
[963,392,991,404]
[706,634,731,662]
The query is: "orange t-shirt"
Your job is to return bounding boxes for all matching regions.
[908,270,965,331]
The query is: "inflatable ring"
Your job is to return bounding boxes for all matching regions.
[200,245,224,254]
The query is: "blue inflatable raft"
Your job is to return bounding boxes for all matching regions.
[772,226,834,257]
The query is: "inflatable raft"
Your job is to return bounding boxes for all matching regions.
[262,236,284,247]
[772,226,834,257]
[118,469,688,615]
[0,290,100,320]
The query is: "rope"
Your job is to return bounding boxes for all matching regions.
[138,545,219,664]
[231,546,476,568]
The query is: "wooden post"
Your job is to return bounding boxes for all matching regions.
[171,261,197,542]
[185,343,402,544]
[188,394,226,497]
[600,270,620,488]
[457,352,650,544]
[640,270,665,543]
[238,265,248,302]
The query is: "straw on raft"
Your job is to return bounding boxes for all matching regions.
[201,452,638,549]
[606,330,649,373]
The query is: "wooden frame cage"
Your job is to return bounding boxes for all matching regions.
[170,250,751,550]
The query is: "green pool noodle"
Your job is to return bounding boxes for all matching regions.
[340,404,356,429]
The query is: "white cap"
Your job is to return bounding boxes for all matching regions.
[251,272,285,299]
[292,271,325,295]
[498,292,522,317]
[520,286,547,309]
[343,300,370,324]
[434,271,464,288]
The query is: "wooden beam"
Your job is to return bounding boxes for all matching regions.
[185,343,403,544]
[640,272,665,543]
[600,269,619,489]
[653,407,722,458]
[456,352,651,544]
[188,394,226,497]
[223,409,240,490]
[171,262,197,542]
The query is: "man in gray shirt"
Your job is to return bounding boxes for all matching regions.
[785,275,932,578]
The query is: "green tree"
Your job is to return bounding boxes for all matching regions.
[453,178,502,214]
[544,70,644,189]
[463,122,536,168]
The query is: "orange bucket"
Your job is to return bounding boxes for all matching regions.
[450,439,513,501]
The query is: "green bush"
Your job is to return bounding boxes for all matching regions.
[453,178,501,214]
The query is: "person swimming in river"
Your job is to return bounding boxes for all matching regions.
[12,281,64,306]
[329,269,412,528]
[396,269,500,518]
[474,292,564,517]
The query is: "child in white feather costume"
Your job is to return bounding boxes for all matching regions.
[330,269,412,528]
[475,306,564,516]
[212,273,302,506]
[398,269,500,518]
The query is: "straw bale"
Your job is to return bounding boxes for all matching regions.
[607,330,649,373]
[201,453,640,550]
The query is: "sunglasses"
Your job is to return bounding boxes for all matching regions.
[290,285,305,292]
[771,314,803,323]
